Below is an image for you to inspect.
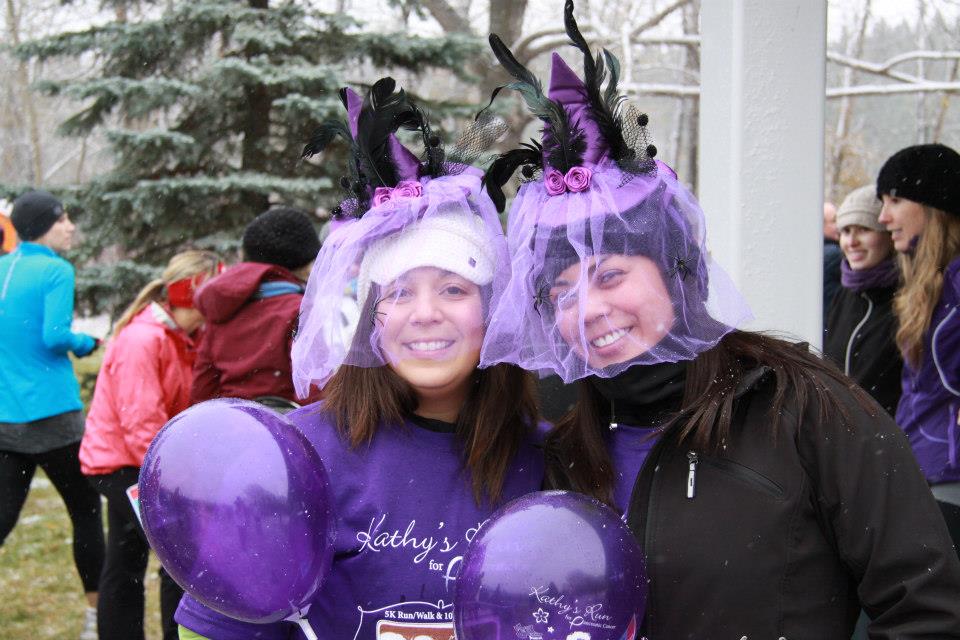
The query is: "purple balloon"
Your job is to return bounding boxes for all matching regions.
[455,491,646,640]
[139,398,335,623]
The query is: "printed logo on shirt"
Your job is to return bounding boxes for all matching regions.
[355,599,454,640]
[376,620,454,640]
[355,514,485,588]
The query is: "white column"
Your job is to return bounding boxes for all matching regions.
[698,0,827,348]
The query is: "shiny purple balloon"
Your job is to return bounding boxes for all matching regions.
[455,491,646,640]
[139,398,335,624]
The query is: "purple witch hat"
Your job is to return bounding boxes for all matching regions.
[292,78,509,396]
[478,0,752,383]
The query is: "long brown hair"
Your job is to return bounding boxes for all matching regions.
[323,362,538,505]
[112,250,222,336]
[545,330,867,506]
[894,207,960,368]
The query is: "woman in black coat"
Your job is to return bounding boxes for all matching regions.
[478,3,960,636]
[824,184,902,415]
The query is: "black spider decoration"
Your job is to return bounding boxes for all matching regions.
[669,255,693,281]
[370,296,388,327]
[532,283,552,317]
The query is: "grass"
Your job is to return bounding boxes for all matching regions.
[0,472,164,639]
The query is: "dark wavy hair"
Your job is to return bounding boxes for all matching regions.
[545,330,871,507]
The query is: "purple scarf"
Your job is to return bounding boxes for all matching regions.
[840,257,899,293]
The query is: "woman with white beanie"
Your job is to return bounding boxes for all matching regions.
[175,79,545,640]
[824,184,901,415]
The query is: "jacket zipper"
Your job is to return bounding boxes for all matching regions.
[643,460,662,636]
[686,451,698,498]
[0,251,22,301]
[634,368,773,638]
[685,451,784,499]
[844,292,873,376]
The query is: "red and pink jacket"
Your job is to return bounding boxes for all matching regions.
[80,303,195,475]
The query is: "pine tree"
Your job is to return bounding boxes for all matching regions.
[11,0,480,314]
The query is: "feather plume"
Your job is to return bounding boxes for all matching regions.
[400,101,446,178]
[300,119,353,159]
[488,33,585,172]
[563,0,633,162]
[482,140,544,212]
[355,77,418,188]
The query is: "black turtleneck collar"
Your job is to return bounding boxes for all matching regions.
[590,360,688,428]
[409,413,458,434]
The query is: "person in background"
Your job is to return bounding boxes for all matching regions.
[79,250,222,640]
[0,190,104,640]
[823,201,843,325]
[0,211,17,256]
[824,185,901,415]
[877,142,960,554]
[190,207,320,409]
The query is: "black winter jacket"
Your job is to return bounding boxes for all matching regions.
[824,284,902,416]
[615,367,960,640]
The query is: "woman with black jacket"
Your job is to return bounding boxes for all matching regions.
[478,3,960,637]
[824,185,902,415]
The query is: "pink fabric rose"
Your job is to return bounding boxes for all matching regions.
[544,169,567,196]
[372,181,423,207]
[372,187,393,207]
[393,180,423,199]
[564,166,592,193]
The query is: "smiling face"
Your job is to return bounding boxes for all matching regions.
[879,195,928,253]
[375,266,485,400]
[549,254,675,369]
[839,224,894,270]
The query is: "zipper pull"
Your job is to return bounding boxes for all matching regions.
[609,398,618,430]
[686,451,699,499]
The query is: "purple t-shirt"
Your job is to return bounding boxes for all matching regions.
[608,424,660,515]
[896,257,960,484]
[176,404,546,640]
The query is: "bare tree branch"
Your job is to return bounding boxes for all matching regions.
[827,82,960,98]
[828,51,921,83]
[513,0,695,63]
[871,50,960,71]
[629,0,693,39]
[619,82,699,96]
[5,0,42,183]
[519,32,698,64]
[828,0,871,201]
[421,0,471,34]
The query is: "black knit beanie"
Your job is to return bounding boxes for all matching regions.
[11,190,65,241]
[242,207,320,270]
[876,143,960,216]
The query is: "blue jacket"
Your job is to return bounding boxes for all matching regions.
[0,242,96,422]
[896,256,960,485]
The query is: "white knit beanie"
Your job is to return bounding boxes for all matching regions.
[837,185,885,232]
[357,210,495,311]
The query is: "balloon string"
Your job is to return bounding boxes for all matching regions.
[293,616,319,640]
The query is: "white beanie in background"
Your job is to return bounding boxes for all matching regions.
[837,185,885,232]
